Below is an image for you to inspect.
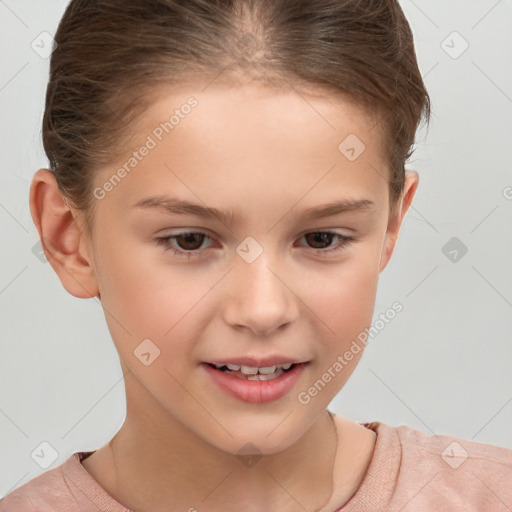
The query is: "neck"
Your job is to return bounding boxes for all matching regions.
[97,377,339,512]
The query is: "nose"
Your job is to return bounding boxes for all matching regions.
[222,250,298,336]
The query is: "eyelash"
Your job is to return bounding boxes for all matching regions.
[154,230,356,259]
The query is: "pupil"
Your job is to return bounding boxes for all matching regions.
[306,232,332,249]
[178,233,204,250]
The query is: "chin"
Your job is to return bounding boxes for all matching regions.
[200,416,309,457]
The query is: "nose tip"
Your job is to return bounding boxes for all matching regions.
[223,257,297,336]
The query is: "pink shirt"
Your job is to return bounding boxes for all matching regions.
[1,421,510,511]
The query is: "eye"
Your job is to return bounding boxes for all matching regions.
[154,230,356,258]
[296,231,356,255]
[155,231,213,259]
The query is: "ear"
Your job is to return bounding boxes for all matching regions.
[29,168,99,299]
[379,170,419,272]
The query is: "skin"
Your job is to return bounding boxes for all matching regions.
[29,80,418,512]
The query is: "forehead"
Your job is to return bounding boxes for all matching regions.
[147,79,379,136]
[131,79,383,156]
[95,82,388,219]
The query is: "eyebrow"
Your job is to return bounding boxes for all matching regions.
[132,195,375,226]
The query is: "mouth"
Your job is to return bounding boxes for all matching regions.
[204,362,298,381]
[201,361,309,403]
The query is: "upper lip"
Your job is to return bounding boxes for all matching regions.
[205,356,308,367]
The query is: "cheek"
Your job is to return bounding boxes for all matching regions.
[95,235,188,321]
[95,228,382,366]
[303,246,381,354]
[312,251,379,318]
[299,254,380,402]
[94,240,215,368]
[91,239,171,344]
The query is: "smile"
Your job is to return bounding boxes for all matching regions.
[201,362,308,403]
[210,362,294,380]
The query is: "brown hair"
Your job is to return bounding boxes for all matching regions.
[43,0,431,238]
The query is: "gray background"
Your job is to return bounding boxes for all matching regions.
[1,0,511,497]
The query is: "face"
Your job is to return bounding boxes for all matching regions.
[37,81,417,456]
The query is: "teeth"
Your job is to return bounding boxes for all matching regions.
[240,365,259,375]
[240,364,294,374]
[247,370,284,381]
[258,365,277,375]
[258,373,280,381]
[211,362,295,374]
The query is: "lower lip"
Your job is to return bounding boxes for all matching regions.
[201,363,308,404]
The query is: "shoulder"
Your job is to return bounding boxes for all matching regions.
[376,421,512,511]
[392,422,511,471]
[0,452,97,511]
[0,463,69,510]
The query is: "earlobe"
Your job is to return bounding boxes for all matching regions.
[379,170,419,272]
[29,169,99,299]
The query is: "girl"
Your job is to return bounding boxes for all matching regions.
[1,0,510,510]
